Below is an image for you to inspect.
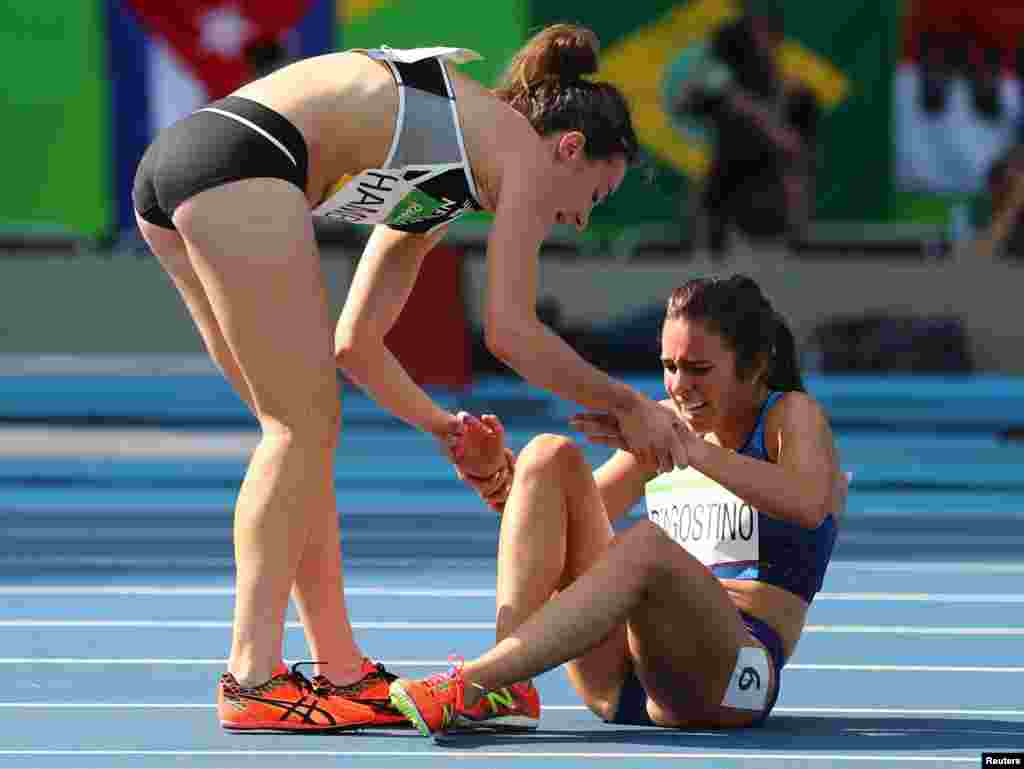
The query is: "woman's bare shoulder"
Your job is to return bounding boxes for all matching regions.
[456,84,544,211]
[769,391,830,426]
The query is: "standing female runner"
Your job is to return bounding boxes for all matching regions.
[133,24,689,731]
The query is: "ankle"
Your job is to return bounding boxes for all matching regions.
[229,665,278,688]
[228,650,283,688]
[462,680,485,709]
[316,657,367,687]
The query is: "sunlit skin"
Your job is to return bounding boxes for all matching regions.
[430,306,848,720]
[661,317,770,450]
[551,133,627,231]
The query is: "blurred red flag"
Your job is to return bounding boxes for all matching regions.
[902,0,1024,68]
[124,0,312,98]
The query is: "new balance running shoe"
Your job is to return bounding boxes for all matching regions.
[388,658,540,738]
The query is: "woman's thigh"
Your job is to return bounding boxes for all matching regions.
[625,522,777,728]
[135,212,255,412]
[171,178,338,434]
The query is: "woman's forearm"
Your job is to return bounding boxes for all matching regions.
[336,339,453,435]
[687,438,831,528]
[489,318,641,415]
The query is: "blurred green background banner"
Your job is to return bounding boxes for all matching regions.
[0,2,111,239]
[338,0,527,91]
[0,1,989,241]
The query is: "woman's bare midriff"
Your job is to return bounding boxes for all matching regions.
[720,578,809,660]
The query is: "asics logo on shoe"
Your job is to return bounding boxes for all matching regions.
[234,692,337,726]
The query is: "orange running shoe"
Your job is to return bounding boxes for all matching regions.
[454,679,540,731]
[218,662,376,733]
[389,658,540,738]
[311,658,408,726]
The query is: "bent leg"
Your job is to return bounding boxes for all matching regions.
[139,210,364,684]
[495,434,616,638]
[475,438,634,720]
[622,522,769,727]
[171,179,349,685]
[486,435,631,716]
[463,519,769,727]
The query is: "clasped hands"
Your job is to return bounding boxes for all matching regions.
[438,398,694,513]
[439,412,516,514]
[570,398,694,475]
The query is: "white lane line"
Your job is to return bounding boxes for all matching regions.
[0,586,494,597]
[817,593,1024,603]
[1,619,1021,635]
[0,620,485,629]
[0,749,982,762]
[786,664,1024,673]
[829,561,1024,574]
[1,704,1022,718]
[3,586,1024,603]
[803,626,1024,635]
[2,658,1023,673]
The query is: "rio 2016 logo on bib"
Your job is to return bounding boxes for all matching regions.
[314,164,465,228]
[644,467,759,569]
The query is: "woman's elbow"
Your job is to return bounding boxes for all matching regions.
[483,323,519,365]
[798,493,832,529]
[334,329,356,364]
[334,328,376,372]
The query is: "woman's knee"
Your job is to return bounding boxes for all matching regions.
[254,380,342,448]
[616,520,676,570]
[516,433,590,482]
[583,694,621,723]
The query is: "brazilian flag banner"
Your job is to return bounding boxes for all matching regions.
[531,0,898,231]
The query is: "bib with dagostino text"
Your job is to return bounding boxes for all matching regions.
[644,467,759,571]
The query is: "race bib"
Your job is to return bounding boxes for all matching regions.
[721,646,771,711]
[644,467,759,569]
[314,164,468,228]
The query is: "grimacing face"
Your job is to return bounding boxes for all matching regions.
[553,132,627,231]
[660,317,768,440]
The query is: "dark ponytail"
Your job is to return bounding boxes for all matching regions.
[767,312,805,392]
[665,274,804,392]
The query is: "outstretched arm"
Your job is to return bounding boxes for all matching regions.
[485,200,640,415]
[483,153,688,473]
[334,224,460,442]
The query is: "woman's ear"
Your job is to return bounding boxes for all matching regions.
[556,131,587,162]
[751,349,772,386]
